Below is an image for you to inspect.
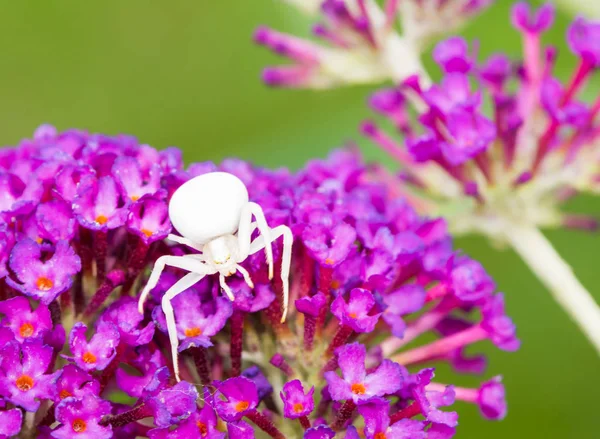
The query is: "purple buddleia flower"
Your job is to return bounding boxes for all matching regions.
[53,364,100,402]
[304,425,336,439]
[433,37,473,74]
[143,367,199,428]
[112,156,163,202]
[63,321,120,372]
[324,343,403,403]
[281,379,315,419]
[0,340,60,411]
[242,366,273,401]
[98,297,155,346]
[126,195,172,245]
[213,376,258,422]
[358,397,427,439]
[148,404,225,439]
[511,2,554,34]
[331,288,382,333]
[0,408,22,439]
[227,420,255,439]
[0,296,53,342]
[73,176,128,230]
[51,393,113,439]
[116,347,165,398]
[382,285,426,338]
[302,223,356,268]
[6,239,81,304]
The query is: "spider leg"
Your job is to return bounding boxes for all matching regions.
[138,255,211,314]
[235,264,254,289]
[161,272,206,381]
[249,225,293,322]
[238,202,274,280]
[167,234,203,252]
[219,274,235,301]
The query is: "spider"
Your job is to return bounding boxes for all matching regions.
[137,171,293,380]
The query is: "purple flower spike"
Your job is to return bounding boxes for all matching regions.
[304,425,336,439]
[36,200,77,243]
[126,195,172,245]
[511,2,555,34]
[98,297,155,346]
[324,342,403,403]
[51,393,113,439]
[0,296,53,342]
[149,404,225,439]
[567,17,600,67]
[112,156,162,202]
[73,175,128,230]
[7,239,81,304]
[213,376,258,422]
[0,340,60,411]
[433,37,473,74]
[331,288,382,333]
[54,364,100,402]
[64,321,120,372]
[411,369,458,428]
[302,222,357,267]
[281,379,315,419]
[440,110,496,166]
[143,367,199,428]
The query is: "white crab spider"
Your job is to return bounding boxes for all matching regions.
[137,171,293,381]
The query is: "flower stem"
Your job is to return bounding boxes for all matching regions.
[245,410,285,439]
[504,224,600,355]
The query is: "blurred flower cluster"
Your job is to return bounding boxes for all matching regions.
[0,126,516,437]
[256,1,600,360]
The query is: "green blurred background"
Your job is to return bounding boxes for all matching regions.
[0,0,598,437]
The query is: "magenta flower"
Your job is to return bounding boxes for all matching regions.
[281,379,315,419]
[324,343,403,404]
[7,239,81,304]
[126,195,172,245]
[331,288,382,333]
[63,322,120,372]
[213,376,258,422]
[358,397,427,439]
[98,297,154,346]
[51,393,112,439]
[304,425,335,439]
[148,404,225,439]
[112,156,163,202]
[73,176,128,230]
[116,347,165,398]
[0,340,60,411]
[35,200,77,243]
[0,296,53,342]
[53,364,100,403]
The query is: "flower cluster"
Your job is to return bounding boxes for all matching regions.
[254,0,494,88]
[363,2,600,239]
[0,126,516,437]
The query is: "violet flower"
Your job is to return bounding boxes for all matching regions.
[63,322,120,372]
[51,393,113,439]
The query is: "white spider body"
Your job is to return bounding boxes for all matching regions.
[169,172,249,244]
[137,172,293,380]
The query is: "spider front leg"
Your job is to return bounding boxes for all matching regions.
[249,225,293,322]
[161,271,207,381]
[138,255,207,313]
[238,202,274,279]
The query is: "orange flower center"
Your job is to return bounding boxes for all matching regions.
[15,375,34,392]
[82,352,97,364]
[331,280,341,289]
[35,237,43,244]
[59,389,73,400]
[19,322,35,338]
[293,403,304,413]
[72,419,87,433]
[351,383,366,395]
[36,277,53,291]
[197,421,208,435]
[95,215,108,225]
[184,327,203,337]
[141,229,153,238]
[375,433,387,439]
[325,258,335,265]
[349,312,358,319]
[131,195,140,201]
[234,401,250,412]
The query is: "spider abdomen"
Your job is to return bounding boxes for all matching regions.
[169,172,249,244]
